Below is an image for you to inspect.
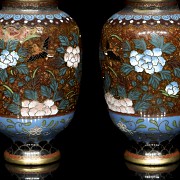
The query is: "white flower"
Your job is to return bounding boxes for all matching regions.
[165,81,179,95]
[0,50,19,69]
[105,92,135,114]
[117,122,133,135]
[64,46,80,68]
[130,48,166,74]
[29,126,42,136]
[44,99,54,107]
[21,99,58,117]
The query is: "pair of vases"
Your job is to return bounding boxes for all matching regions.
[0,0,179,166]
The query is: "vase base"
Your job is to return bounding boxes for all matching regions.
[4,141,61,165]
[124,148,180,166]
[5,161,60,175]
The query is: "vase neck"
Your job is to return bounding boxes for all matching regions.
[2,0,59,11]
[125,0,178,9]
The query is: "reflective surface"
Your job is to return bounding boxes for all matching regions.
[0,0,179,178]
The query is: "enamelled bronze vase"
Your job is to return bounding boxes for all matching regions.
[0,0,82,165]
[99,0,180,165]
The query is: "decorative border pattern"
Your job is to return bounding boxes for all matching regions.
[0,111,74,143]
[109,14,180,21]
[109,110,180,143]
[0,12,70,21]
[108,14,180,26]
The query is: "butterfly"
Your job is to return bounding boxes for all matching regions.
[27,37,49,62]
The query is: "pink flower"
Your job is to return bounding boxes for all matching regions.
[21,99,59,117]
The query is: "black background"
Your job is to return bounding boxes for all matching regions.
[0,0,180,179]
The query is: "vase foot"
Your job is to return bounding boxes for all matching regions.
[124,141,180,165]
[4,141,61,165]
[5,161,60,178]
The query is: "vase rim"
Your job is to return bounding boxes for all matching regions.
[3,0,57,2]
[126,0,177,2]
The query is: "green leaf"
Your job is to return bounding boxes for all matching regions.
[7,104,20,115]
[156,98,163,105]
[23,122,32,126]
[162,43,176,54]
[133,39,146,51]
[51,121,59,128]
[47,120,55,127]
[60,79,65,84]
[59,35,69,46]
[69,79,75,86]
[22,127,28,132]
[128,90,141,100]
[60,119,65,123]
[16,64,29,75]
[53,92,62,102]
[7,125,14,128]
[122,41,131,51]
[18,82,24,87]
[42,120,46,127]
[24,90,38,100]
[57,47,65,53]
[120,118,128,123]
[159,106,166,113]
[0,39,4,49]
[136,119,144,124]
[9,77,15,84]
[150,33,164,48]
[172,120,178,128]
[141,94,153,101]
[117,85,126,98]
[104,72,111,91]
[18,47,28,57]
[41,85,52,98]
[174,68,180,78]
[59,67,68,76]
[137,75,142,81]
[50,79,58,91]
[72,32,79,45]
[134,101,150,111]
[165,124,173,131]
[120,63,134,75]
[141,86,148,91]
[13,93,21,105]
[6,40,19,51]
[0,69,8,82]
[6,119,14,124]
[167,101,174,108]
[149,120,158,127]
[136,124,147,129]
[110,88,116,96]
[70,40,75,47]
[59,99,69,110]
[132,81,137,87]
[4,90,13,98]
[148,74,161,89]
[148,127,158,131]
[159,70,171,80]
[25,76,31,82]
[123,53,128,58]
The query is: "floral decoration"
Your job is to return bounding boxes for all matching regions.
[102,32,179,114]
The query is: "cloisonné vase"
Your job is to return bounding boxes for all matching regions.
[99,0,180,165]
[0,0,82,165]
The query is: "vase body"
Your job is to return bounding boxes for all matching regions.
[0,0,82,165]
[99,0,180,165]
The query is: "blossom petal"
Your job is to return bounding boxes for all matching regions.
[153,48,162,56]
